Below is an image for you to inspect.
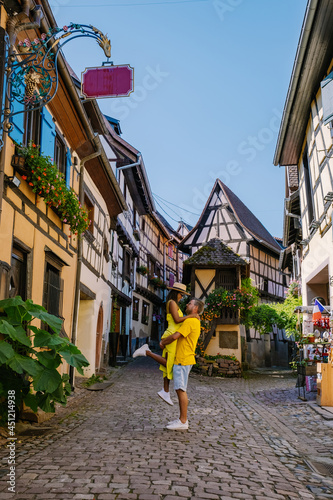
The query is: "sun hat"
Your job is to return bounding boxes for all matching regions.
[167,282,190,295]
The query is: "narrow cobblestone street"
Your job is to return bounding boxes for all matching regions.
[1,359,333,500]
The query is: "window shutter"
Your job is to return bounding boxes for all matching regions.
[321,71,333,125]
[8,82,25,144]
[40,107,56,158]
[65,147,72,187]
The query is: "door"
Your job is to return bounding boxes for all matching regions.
[95,305,103,371]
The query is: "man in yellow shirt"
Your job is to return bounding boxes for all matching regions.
[160,298,204,431]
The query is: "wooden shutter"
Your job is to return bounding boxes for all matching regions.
[44,265,63,318]
[321,71,333,125]
[8,82,25,145]
[65,147,71,187]
[40,107,56,158]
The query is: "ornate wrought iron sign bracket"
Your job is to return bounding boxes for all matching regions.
[0,22,111,150]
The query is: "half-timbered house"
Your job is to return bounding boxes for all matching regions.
[92,111,157,362]
[183,238,249,363]
[274,0,333,330]
[0,2,126,384]
[179,179,290,367]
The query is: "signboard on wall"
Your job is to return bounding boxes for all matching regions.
[81,64,134,99]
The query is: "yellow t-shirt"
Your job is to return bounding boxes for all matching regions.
[174,317,201,366]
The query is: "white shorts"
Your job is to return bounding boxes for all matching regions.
[173,364,193,392]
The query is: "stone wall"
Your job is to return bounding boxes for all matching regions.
[195,357,242,377]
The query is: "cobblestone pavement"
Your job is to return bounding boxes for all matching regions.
[1,359,333,500]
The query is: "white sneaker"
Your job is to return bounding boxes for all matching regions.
[167,419,180,426]
[157,390,174,406]
[166,419,188,431]
[132,344,150,358]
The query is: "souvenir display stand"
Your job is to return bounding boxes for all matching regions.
[296,312,332,404]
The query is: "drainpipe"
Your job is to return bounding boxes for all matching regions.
[116,153,141,181]
[163,238,172,302]
[69,136,102,389]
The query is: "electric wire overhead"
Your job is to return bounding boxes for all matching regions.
[153,193,196,228]
[59,0,209,7]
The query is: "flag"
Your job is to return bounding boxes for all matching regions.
[312,299,325,321]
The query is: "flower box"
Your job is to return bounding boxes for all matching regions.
[14,142,89,235]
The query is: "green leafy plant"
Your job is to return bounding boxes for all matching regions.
[201,278,259,331]
[137,265,148,276]
[83,374,106,387]
[203,354,239,362]
[15,142,89,235]
[243,304,284,334]
[149,277,166,289]
[0,296,89,425]
[271,293,302,339]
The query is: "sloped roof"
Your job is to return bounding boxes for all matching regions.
[179,180,281,254]
[220,181,281,252]
[156,211,176,234]
[184,239,247,267]
[274,0,333,166]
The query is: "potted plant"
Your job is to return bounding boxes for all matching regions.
[149,276,165,289]
[137,265,148,276]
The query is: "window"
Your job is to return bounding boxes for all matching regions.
[123,181,127,200]
[133,297,139,321]
[9,247,27,299]
[321,71,333,125]
[168,244,173,259]
[43,262,63,321]
[25,109,41,146]
[123,250,131,281]
[141,218,146,232]
[54,133,66,177]
[154,263,161,279]
[169,272,175,288]
[147,255,155,277]
[216,269,236,290]
[303,148,314,226]
[142,301,149,325]
[84,194,94,234]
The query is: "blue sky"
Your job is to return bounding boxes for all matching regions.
[52,0,306,237]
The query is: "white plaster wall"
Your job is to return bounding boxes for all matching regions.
[76,300,95,378]
[76,265,112,377]
[205,324,242,364]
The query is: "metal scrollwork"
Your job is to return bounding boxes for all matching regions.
[0,23,111,149]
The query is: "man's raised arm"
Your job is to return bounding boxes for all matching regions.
[160,331,181,349]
